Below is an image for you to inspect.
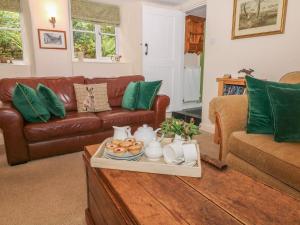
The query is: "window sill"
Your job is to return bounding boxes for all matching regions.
[0,61,29,66]
[72,59,128,64]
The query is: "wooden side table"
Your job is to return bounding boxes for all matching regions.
[216,77,246,96]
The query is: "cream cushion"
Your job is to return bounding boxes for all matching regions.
[74,83,111,113]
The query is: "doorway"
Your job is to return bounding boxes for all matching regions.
[172,5,207,125]
[142,5,184,112]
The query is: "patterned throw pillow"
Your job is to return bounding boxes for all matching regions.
[73,83,111,113]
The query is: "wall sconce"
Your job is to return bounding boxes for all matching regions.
[47,4,57,28]
[49,17,56,28]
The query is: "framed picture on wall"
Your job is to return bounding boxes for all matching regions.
[232,0,288,39]
[38,29,67,49]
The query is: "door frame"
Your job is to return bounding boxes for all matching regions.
[179,1,207,110]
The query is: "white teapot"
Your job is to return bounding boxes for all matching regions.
[133,124,161,147]
[113,126,132,140]
[145,138,163,161]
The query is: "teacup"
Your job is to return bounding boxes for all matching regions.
[163,143,184,164]
[182,143,198,162]
[163,143,198,164]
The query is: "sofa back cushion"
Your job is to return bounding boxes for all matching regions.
[85,75,144,107]
[0,76,85,111]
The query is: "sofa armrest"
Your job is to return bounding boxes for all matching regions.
[152,95,170,128]
[209,95,248,161]
[0,103,29,165]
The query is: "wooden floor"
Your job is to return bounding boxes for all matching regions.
[194,132,219,159]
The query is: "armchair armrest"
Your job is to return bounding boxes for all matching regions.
[0,103,29,165]
[209,95,248,161]
[152,95,170,128]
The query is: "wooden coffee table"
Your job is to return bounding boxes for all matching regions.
[83,145,300,225]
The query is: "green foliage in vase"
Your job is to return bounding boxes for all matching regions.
[160,118,200,139]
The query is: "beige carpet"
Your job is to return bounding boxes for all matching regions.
[0,132,219,225]
[0,147,87,225]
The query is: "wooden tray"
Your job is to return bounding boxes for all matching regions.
[91,138,202,178]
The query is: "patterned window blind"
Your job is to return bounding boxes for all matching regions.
[0,0,20,12]
[71,0,120,25]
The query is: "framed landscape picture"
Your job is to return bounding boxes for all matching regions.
[38,29,67,49]
[232,0,288,39]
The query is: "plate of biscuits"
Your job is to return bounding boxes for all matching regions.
[104,138,144,160]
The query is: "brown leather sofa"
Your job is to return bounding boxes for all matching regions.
[0,75,170,165]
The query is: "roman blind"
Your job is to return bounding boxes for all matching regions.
[71,0,120,25]
[0,0,20,12]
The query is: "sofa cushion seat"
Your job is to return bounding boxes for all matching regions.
[96,107,155,130]
[229,131,300,191]
[24,112,102,142]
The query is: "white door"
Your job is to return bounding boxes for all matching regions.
[143,5,185,111]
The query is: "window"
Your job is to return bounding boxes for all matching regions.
[72,19,119,61]
[0,10,23,61]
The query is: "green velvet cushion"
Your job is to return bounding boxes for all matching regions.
[37,83,66,118]
[246,76,300,134]
[267,86,300,142]
[12,83,50,123]
[137,80,162,110]
[122,82,140,111]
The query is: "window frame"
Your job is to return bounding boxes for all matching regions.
[71,20,120,62]
[0,10,27,64]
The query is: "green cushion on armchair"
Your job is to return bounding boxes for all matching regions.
[122,82,140,110]
[12,83,50,123]
[137,80,162,110]
[267,86,300,142]
[37,83,66,118]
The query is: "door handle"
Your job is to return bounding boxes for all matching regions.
[145,43,149,55]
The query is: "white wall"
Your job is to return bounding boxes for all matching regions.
[200,0,300,132]
[73,62,134,77]
[0,0,143,79]
[28,0,73,76]
[72,0,143,77]
[0,65,31,77]
[27,0,143,77]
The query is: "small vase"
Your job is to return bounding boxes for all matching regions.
[161,137,173,146]
[157,132,174,146]
[78,52,84,61]
[174,134,191,144]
